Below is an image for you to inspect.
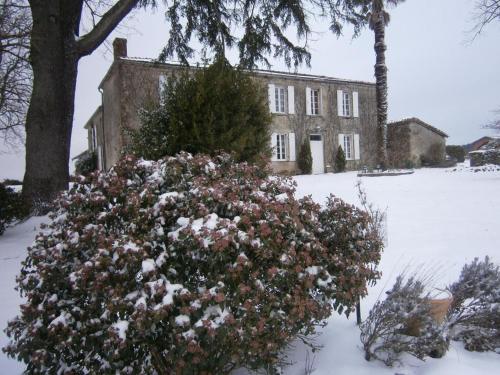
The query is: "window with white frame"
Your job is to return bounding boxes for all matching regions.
[343,91,351,117]
[343,134,353,160]
[275,86,286,113]
[311,89,320,115]
[276,133,287,160]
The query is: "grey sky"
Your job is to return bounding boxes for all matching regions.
[1,0,499,180]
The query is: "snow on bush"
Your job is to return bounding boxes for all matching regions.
[3,153,383,374]
[360,276,449,366]
[447,256,500,352]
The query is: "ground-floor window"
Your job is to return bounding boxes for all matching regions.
[343,134,352,159]
[276,133,287,160]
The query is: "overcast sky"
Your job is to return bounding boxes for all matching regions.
[1,0,499,180]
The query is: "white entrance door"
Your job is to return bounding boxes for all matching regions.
[310,134,324,174]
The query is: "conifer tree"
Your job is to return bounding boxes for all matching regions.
[20,0,374,206]
[128,58,271,162]
[335,145,346,172]
[297,139,313,174]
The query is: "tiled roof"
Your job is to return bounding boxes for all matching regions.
[388,117,448,138]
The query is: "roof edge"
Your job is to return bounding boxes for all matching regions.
[112,57,376,86]
[389,117,449,138]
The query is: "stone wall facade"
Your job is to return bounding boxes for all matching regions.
[85,39,378,174]
[388,118,448,168]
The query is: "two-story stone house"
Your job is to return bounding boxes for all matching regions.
[84,38,378,174]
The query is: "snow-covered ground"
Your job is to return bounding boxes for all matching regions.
[0,217,47,375]
[1,165,499,374]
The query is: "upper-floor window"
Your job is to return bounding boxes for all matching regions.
[311,89,320,115]
[337,90,359,118]
[269,84,294,115]
[275,86,286,113]
[343,92,351,117]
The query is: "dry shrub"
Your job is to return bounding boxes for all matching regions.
[447,256,500,352]
[360,276,449,366]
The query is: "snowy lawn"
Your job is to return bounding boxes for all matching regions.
[0,217,47,375]
[1,165,499,374]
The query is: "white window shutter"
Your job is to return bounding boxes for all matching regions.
[306,87,312,115]
[97,145,103,170]
[268,84,275,113]
[271,133,278,161]
[353,91,359,118]
[354,134,360,160]
[337,90,343,117]
[159,74,167,100]
[287,86,295,114]
[288,133,296,161]
[338,134,344,149]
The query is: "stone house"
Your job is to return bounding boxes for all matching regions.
[468,137,500,166]
[464,136,492,153]
[387,117,448,168]
[83,38,378,174]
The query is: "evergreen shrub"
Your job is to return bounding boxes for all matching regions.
[297,140,312,174]
[4,153,383,374]
[75,150,97,176]
[445,145,465,163]
[334,145,346,172]
[0,183,26,236]
[128,58,271,163]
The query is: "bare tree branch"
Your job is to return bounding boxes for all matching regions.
[483,108,500,132]
[0,0,31,145]
[77,0,140,57]
[470,0,500,38]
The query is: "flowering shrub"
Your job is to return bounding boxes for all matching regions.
[317,196,383,315]
[4,153,383,374]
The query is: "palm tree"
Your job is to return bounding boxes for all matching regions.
[367,0,404,169]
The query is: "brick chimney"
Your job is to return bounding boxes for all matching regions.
[113,38,127,60]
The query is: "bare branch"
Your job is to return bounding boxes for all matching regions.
[470,0,500,38]
[77,0,140,57]
[483,108,500,132]
[0,0,31,145]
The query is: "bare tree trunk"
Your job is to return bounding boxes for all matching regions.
[22,0,138,206]
[373,17,388,168]
[22,0,82,205]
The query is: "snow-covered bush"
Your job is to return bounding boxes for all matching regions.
[4,153,383,374]
[317,196,383,315]
[447,256,500,352]
[360,276,449,366]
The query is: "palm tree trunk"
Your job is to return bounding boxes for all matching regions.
[373,17,388,168]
